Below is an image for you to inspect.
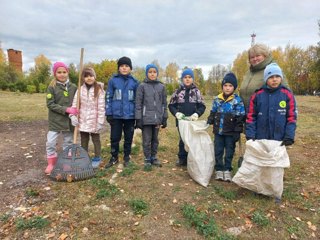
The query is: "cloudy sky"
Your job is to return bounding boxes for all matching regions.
[0,0,319,78]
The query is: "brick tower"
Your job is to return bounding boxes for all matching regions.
[7,49,22,72]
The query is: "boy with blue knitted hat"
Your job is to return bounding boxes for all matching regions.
[169,68,206,166]
[135,64,168,168]
[246,63,297,146]
[207,72,246,181]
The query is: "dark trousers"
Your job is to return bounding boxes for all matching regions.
[142,125,159,159]
[80,131,101,157]
[214,134,236,171]
[110,119,135,158]
[178,128,188,161]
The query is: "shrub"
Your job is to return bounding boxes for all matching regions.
[26,85,37,94]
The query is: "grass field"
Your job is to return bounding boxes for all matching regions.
[0,91,319,239]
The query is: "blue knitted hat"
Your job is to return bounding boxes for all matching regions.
[181,68,194,79]
[145,64,158,77]
[264,63,283,82]
[222,72,238,90]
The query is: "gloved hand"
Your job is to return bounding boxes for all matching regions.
[106,115,114,125]
[135,119,143,129]
[66,107,78,115]
[281,139,294,146]
[70,115,79,126]
[97,123,104,132]
[246,136,255,141]
[161,118,167,128]
[175,112,185,120]
[190,113,199,121]
[233,133,240,142]
[207,111,215,125]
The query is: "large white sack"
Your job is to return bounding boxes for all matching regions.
[232,139,290,198]
[179,120,215,187]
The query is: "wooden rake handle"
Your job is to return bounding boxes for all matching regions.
[73,48,84,144]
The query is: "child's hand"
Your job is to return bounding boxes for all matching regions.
[281,139,294,146]
[106,116,114,125]
[66,107,78,115]
[97,123,104,132]
[70,115,79,126]
[161,118,167,128]
[190,113,199,121]
[175,112,185,120]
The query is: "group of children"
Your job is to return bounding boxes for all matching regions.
[45,57,297,185]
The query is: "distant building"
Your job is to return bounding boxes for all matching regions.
[7,49,22,72]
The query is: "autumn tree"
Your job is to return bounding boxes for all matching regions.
[231,51,248,87]
[0,47,6,64]
[164,62,179,83]
[93,59,117,85]
[132,66,145,82]
[151,59,164,79]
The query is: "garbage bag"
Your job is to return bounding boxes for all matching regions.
[179,120,215,187]
[232,139,290,198]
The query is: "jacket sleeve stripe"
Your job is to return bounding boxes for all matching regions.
[281,89,297,123]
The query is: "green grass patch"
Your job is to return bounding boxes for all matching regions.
[119,162,140,177]
[25,187,40,197]
[128,199,149,216]
[96,186,120,199]
[131,144,140,155]
[181,204,235,239]
[15,216,49,230]
[213,185,237,200]
[251,211,270,227]
[0,214,10,223]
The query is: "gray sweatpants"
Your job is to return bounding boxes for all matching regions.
[46,130,73,156]
[142,125,160,159]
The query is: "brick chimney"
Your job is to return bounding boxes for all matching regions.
[7,49,22,72]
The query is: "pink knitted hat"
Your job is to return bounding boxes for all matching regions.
[53,62,69,75]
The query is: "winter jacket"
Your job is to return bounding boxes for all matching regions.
[72,82,105,133]
[135,79,168,125]
[105,73,139,119]
[209,93,246,135]
[46,80,77,131]
[246,85,297,141]
[169,83,206,126]
[240,55,289,111]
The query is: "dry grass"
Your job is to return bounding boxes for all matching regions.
[0,93,319,239]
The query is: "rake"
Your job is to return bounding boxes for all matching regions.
[50,48,95,182]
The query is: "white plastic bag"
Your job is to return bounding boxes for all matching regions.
[232,139,290,198]
[178,120,215,187]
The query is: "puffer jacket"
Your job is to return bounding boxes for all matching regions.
[246,84,297,141]
[105,73,139,119]
[72,82,105,133]
[169,84,206,126]
[46,80,77,131]
[240,55,289,111]
[135,79,168,125]
[210,93,246,135]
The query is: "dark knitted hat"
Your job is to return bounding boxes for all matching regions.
[117,56,132,69]
[221,72,238,90]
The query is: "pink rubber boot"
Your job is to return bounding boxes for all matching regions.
[45,154,57,175]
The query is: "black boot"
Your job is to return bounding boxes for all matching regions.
[105,156,119,169]
[151,156,162,167]
[176,158,187,166]
[123,155,131,167]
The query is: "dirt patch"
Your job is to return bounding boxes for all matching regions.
[0,120,49,212]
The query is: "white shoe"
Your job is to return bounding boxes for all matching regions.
[215,171,224,181]
[224,171,232,182]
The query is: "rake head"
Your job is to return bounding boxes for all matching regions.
[50,144,95,182]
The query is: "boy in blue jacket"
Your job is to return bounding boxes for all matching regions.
[207,73,246,181]
[105,56,139,168]
[246,63,297,145]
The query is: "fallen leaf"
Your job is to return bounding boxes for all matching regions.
[59,233,68,240]
[82,227,89,234]
[290,233,298,239]
[307,221,317,231]
[134,222,139,226]
[172,198,177,203]
[295,217,301,222]
[162,160,169,164]
[46,232,56,239]
[67,174,74,182]
[168,183,173,186]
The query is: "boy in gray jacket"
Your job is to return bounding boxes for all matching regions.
[135,64,168,167]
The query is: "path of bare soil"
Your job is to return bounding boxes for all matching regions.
[0,120,49,212]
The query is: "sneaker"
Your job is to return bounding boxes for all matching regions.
[151,156,162,167]
[104,156,119,169]
[176,159,187,166]
[215,171,224,181]
[92,156,101,169]
[124,155,130,167]
[223,171,232,182]
[144,158,152,171]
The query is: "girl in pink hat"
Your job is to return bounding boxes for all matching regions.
[44,62,78,174]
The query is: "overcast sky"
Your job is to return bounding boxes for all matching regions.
[0,0,319,78]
